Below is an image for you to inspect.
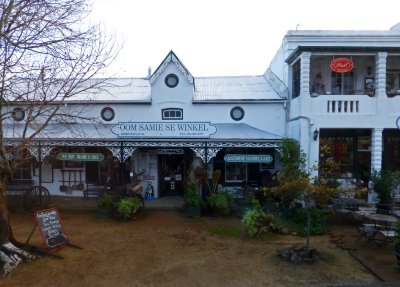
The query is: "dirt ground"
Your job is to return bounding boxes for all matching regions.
[0,209,381,287]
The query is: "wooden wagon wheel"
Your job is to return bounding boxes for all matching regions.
[24,186,50,211]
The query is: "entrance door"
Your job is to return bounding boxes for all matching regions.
[158,153,185,197]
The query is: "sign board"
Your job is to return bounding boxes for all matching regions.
[330,57,354,73]
[111,122,217,138]
[34,208,68,252]
[224,154,273,163]
[56,153,104,162]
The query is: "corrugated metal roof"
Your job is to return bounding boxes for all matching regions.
[66,75,283,103]
[194,76,283,102]
[67,78,151,103]
[211,123,282,140]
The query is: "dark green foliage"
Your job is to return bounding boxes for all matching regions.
[185,181,202,206]
[370,170,398,204]
[207,188,233,215]
[278,138,308,180]
[117,197,141,220]
[292,208,327,236]
[242,199,276,237]
[97,193,113,208]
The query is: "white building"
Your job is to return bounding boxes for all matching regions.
[269,23,400,185]
[8,23,400,200]
[7,51,285,198]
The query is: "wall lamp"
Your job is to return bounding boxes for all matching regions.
[313,129,319,141]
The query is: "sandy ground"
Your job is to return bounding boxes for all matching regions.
[0,210,379,287]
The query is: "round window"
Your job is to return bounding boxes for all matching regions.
[101,107,115,121]
[165,74,179,88]
[230,106,244,121]
[12,107,25,122]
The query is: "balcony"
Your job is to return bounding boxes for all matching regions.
[311,94,376,115]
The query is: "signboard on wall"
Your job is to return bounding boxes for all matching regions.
[224,154,273,163]
[330,57,353,73]
[111,122,217,138]
[56,153,104,161]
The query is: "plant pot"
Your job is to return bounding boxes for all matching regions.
[97,206,113,219]
[186,204,201,218]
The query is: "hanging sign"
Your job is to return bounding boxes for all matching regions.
[224,154,273,163]
[56,153,104,161]
[330,57,353,73]
[112,122,217,138]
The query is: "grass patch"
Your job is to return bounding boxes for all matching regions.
[207,225,245,238]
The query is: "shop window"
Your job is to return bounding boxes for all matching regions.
[162,108,183,120]
[292,60,301,98]
[225,162,247,182]
[12,158,32,180]
[319,136,354,177]
[331,71,354,95]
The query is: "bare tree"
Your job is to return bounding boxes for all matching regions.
[0,0,119,276]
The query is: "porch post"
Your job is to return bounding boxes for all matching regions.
[375,52,387,98]
[300,52,311,98]
[371,128,383,173]
[120,142,124,185]
[38,143,42,189]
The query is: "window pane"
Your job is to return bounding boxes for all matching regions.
[225,162,247,182]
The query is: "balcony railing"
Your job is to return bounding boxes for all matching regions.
[327,100,359,113]
[311,94,375,115]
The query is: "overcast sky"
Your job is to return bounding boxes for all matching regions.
[91,0,400,78]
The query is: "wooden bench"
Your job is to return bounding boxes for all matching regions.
[83,183,107,199]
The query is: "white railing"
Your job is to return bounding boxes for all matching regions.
[311,94,376,115]
[327,100,359,113]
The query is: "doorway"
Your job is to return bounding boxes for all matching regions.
[158,153,185,197]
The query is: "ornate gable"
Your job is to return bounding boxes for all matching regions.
[149,50,194,85]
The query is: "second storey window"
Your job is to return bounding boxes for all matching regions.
[331,71,354,95]
[162,108,183,120]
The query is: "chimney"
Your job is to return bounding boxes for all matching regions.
[146,66,152,79]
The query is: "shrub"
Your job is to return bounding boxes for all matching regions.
[97,193,113,208]
[207,188,233,215]
[292,208,327,236]
[117,197,141,220]
[242,199,276,237]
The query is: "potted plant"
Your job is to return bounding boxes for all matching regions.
[185,180,202,217]
[96,193,114,218]
[117,197,142,220]
[370,170,397,214]
[207,188,233,216]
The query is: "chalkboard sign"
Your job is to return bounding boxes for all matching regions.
[34,208,68,252]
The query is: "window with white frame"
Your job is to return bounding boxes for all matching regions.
[331,71,355,95]
[225,162,247,182]
[162,108,183,120]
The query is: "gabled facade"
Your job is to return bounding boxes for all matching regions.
[7,51,286,198]
[269,23,400,185]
